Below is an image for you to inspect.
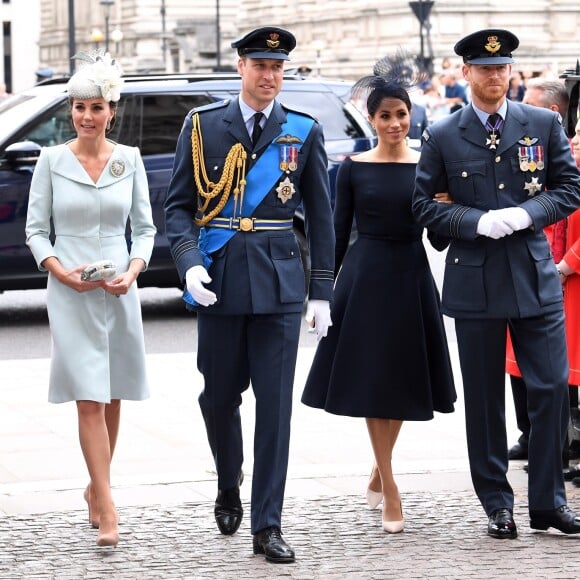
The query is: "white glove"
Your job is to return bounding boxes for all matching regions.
[305,299,332,342]
[185,265,217,307]
[495,207,532,231]
[476,210,515,239]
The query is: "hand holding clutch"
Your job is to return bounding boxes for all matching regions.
[81,260,117,282]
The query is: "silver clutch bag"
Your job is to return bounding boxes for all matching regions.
[81,260,117,282]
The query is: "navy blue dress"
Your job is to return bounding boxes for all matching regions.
[302,158,456,420]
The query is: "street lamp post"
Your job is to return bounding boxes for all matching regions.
[161,0,168,69]
[215,0,221,70]
[409,0,435,76]
[68,0,76,74]
[99,0,115,53]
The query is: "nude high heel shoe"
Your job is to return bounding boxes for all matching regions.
[366,488,383,509]
[366,466,383,509]
[83,485,100,529]
[382,497,404,534]
[96,511,119,547]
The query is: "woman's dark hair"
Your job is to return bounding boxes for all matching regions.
[366,82,412,116]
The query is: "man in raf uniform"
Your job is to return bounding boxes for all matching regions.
[164,27,334,562]
[412,29,580,539]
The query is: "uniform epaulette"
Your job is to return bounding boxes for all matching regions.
[281,103,318,123]
[188,99,230,118]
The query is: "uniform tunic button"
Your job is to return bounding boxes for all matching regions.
[251,153,257,160]
[461,171,468,178]
[498,183,505,190]
[454,258,459,263]
[495,156,501,163]
[213,165,219,170]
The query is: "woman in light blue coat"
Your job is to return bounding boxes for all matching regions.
[25,51,156,547]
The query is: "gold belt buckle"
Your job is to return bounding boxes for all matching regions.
[239,217,254,232]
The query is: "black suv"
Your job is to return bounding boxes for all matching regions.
[0,73,374,292]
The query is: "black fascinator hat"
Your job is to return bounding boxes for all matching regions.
[352,50,425,116]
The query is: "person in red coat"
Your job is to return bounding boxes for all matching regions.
[558,118,580,483]
[505,80,580,464]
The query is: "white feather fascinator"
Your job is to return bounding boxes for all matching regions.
[67,50,124,103]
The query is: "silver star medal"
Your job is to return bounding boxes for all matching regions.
[486,133,500,150]
[276,176,295,204]
[524,177,542,197]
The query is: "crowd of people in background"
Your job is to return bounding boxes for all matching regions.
[410,57,564,126]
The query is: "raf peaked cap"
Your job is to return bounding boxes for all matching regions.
[454,29,519,65]
[231,26,296,61]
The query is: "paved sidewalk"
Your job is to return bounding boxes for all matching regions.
[1,347,579,578]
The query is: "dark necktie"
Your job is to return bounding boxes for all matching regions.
[486,113,503,149]
[251,112,263,146]
[486,113,503,136]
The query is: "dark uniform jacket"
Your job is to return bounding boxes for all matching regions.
[164,98,334,315]
[412,102,580,319]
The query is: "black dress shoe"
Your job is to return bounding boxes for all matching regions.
[530,505,580,534]
[488,508,518,539]
[564,465,580,481]
[508,441,528,460]
[214,487,243,536]
[252,526,295,563]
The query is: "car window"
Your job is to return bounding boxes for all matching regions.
[14,100,74,147]
[276,91,365,141]
[129,93,213,155]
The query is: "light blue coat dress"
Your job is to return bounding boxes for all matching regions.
[26,143,156,403]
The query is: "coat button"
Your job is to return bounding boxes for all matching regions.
[498,183,505,190]
[495,156,501,162]
[454,258,459,263]
[461,171,468,178]
[251,153,257,160]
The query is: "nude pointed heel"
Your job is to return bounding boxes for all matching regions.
[366,488,383,509]
[382,498,404,534]
[96,512,119,547]
[83,485,100,529]
[366,466,383,509]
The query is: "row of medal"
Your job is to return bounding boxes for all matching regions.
[518,145,544,172]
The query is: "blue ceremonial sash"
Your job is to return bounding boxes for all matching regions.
[183,111,314,306]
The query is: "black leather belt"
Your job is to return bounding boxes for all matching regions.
[208,217,293,232]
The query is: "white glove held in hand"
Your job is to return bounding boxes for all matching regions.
[305,299,332,342]
[185,265,217,307]
[476,210,515,239]
[496,207,532,231]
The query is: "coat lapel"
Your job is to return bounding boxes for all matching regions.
[224,99,252,149]
[51,145,95,186]
[97,145,136,188]
[51,143,135,187]
[496,102,529,155]
[458,106,489,150]
[255,101,286,150]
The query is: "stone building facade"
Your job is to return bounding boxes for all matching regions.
[3,0,580,90]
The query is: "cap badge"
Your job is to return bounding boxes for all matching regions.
[110,159,125,177]
[485,36,501,55]
[267,33,280,49]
